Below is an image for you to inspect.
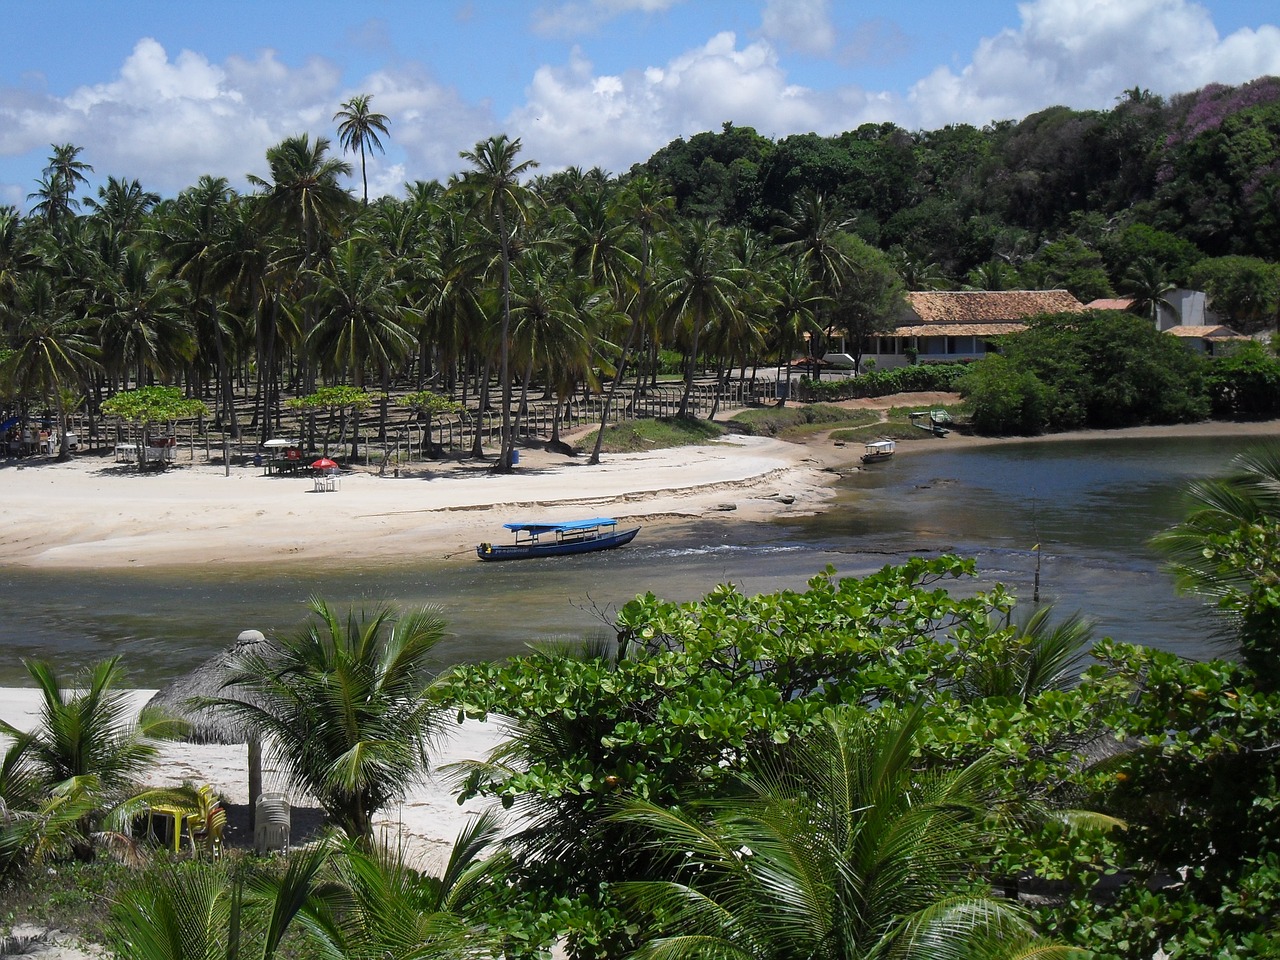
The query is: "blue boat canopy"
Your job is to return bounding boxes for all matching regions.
[502,518,618,533]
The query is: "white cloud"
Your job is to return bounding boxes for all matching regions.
[532,0,684,38]
[507,32,885,176]
[907,0,1280,129]
[0,38,495,204]
[760,0,835,56]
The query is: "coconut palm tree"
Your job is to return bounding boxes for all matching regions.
[456,134,539,471]
[585,175,672,463]
[613,708,1072,960]
[109,842,340,960]
[27,144,92,235]
[0,273,99,459]
[335,93,391,204]
[1152,444,1280,686]
[96,246,195,390]
[307,237,416,456]
[1122,255,1176,327]
[656,219,742,419]
[210,598,453,844]
[0,658,160,859]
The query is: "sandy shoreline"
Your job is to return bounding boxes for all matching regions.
[3,399,1280,571]
[0,432,834,570]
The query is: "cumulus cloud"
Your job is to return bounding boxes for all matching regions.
[760,0,836,56]
[907,0,1280,129]
[0,38,495,203]
[532,0,684,38]
[507,32,884,175]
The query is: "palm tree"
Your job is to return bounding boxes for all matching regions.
[335,93,391,205]
[0,658,157,798]
[1152,444,1280,686]
[84,175,159,234]
[307,237,416,456]
[588,175,672,464]
[96,246,195,389]
[456,134,539,471]
[965,259,1018,291]
[656,219,742,419]
[0,273,99,459]
[0,658,160,857]
[109,842,339,960]
[614,708,1072,960]
[1122,255,1176,327]
[27,144,92,235]
[249,134,355,438]
[770,259,822,405]
[211,598,453,844]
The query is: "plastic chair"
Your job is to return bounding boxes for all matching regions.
[254,792,291,855]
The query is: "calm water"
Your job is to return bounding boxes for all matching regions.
[1,433,1272,686]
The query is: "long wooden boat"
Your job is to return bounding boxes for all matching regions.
[477,518,640,561]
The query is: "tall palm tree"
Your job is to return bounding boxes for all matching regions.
[249,134,355,439]
[1152,444,1280,685]
[657,219,742,419]
[334,93,391,205]
[0,273,99,459]
[770,259,822,405]
[1122,255,1176,327]
[456,134,538,471]
[307,237,416,456]
[614,709,1072,960]
[27,144,92,235]
[588,175,672,464]
[96,246,195,389]
[84,175,159,234]
[211,598,453,844]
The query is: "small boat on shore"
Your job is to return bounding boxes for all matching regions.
[477,517,640,561]
[910,410,951,437]
[861,439,896,463]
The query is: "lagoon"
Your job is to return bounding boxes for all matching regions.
[0,433,1267,686]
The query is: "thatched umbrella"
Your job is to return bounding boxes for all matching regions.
[146,629,272,825]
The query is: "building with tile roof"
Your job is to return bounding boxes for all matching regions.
[859,289,1085,369]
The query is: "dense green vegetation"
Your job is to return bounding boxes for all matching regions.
[4,79,1280,465]
[4,444,1280,956]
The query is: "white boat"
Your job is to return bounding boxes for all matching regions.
[861,439,896,463]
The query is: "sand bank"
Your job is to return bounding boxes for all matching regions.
[0,433,834,570]
[4,401,1279,572]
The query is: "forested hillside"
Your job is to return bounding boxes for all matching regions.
[636,77,1280,294]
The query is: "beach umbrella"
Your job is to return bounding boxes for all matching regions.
[146,629,272,824]
[311,458,338,470]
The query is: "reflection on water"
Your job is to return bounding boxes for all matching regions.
[1,433,1272,686]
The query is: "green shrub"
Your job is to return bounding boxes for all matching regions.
[958,356,1052,435]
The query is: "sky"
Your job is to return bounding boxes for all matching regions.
[1,0,1278,210]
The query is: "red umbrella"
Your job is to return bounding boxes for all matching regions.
[311,458,338,470]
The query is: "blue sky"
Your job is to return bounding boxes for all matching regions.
[2,0,1277,209]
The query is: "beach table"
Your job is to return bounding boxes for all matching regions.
[115,443,139,463]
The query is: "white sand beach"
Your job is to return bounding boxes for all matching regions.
[0,432,834,569]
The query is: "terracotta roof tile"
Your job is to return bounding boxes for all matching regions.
[905,290,1085,324]
[1166,325,1246,339]
[894,323,1028,337]
[1086,297,1135,311]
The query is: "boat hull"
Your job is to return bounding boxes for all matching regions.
[477,526,640,561]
